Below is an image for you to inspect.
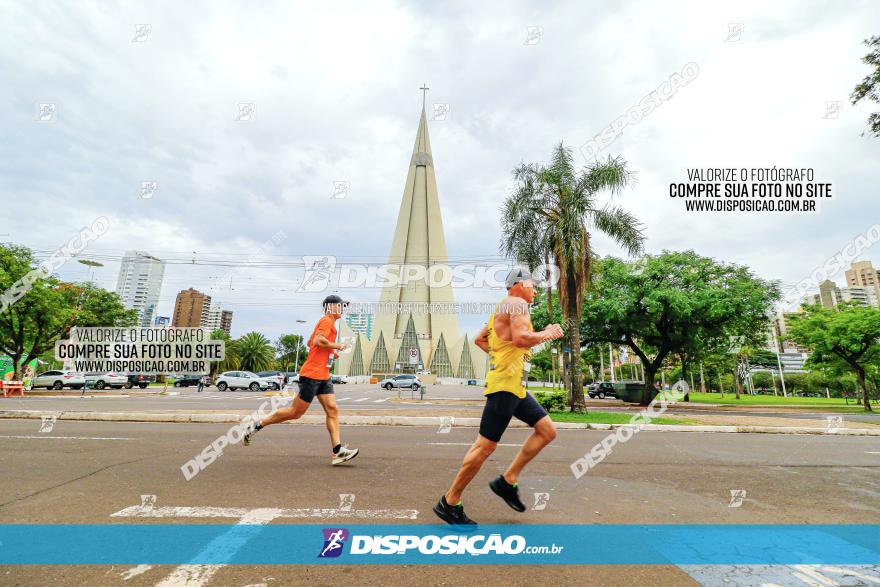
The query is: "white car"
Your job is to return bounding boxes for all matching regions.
[215,371,275,391]
[84,371,128,390]
[378,374,423,390]
[33,370,85,390]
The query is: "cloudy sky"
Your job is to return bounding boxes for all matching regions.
[2,0,879,340]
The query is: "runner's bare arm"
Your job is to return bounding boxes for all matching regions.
[313,334,347,351]
[474,324,489,353]
[507,299,564,349]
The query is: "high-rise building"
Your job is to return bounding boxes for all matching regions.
[845,260,880,301]
[173,288,212,328]
[116,251,165,327]
[773,311,811,354]
[346,313,374,341]
[337,101,484,380]
[204,303,233,336]
[805,279,878,308]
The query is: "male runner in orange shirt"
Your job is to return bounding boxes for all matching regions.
[243,295,359,465]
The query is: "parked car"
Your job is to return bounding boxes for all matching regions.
[285,372,299,384]
[587,381,617,399]
[215,371,274,391]
[33,370,85,390]
[173,374,203,387]
[331,374,348,384]
[125,373,156,389]
[84,372,128,390]
[257,370,285,390]
[378,374,423,390]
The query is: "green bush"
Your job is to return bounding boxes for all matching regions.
[534,390,567,411]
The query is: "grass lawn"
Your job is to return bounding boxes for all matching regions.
[548,411,695,426]
[687,392,873,409]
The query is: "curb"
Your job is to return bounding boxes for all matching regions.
[1,410,878,435]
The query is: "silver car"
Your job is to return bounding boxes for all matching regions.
[378,374,423,390]
[84,371,128,390]
[33,370,85,390]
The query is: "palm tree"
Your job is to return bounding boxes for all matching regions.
[501,143,645,411]
[209,329,239,378]
[235,331,275,373]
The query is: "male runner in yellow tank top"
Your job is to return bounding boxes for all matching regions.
[434,268,564,525]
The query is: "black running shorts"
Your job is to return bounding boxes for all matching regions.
[298,376,334,403]
[479,391,548,442]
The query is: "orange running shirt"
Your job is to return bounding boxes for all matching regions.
[299,315,337,381]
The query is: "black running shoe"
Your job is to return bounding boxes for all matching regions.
[489,475,526,512]
[433,496,477,525]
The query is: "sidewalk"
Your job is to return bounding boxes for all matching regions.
[2,408,878,436]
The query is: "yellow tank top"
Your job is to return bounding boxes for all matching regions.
[484,307,533,398]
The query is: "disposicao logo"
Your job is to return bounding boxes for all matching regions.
[319,528,349,558]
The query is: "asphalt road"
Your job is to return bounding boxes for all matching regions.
[6,384,880,425]
[1,418,878,585]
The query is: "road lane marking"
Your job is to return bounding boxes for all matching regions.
[111,505,419,520]
[154,508,278,587]
[112,501,419,587]
[373,399,388,403]
[120,564,153,580]
[354,398,369,402]
[337,397,352,401]
[0,435,135,440]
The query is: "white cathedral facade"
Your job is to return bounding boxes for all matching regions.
[336,105,487,382]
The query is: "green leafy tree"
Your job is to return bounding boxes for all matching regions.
[0,244,136,379]
[501,144,645,411]
[787,303,880,411]
[275,333,307,371]
[581,252,779,405]
[235,331,275,373]
[851,35,880,137]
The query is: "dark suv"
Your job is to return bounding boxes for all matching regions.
[173,374,203,387]
[587,382,617,399]
[126,373,156,389]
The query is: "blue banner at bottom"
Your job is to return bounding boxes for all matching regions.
[0,524,877,565]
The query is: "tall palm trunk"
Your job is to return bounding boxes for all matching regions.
[564,276,586,412]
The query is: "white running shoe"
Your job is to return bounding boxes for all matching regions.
[242,421,260,446]
[332,445,359,465]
